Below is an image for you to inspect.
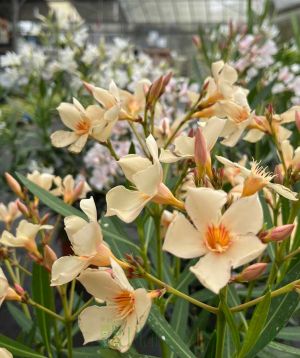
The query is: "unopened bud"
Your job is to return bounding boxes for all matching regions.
[296,111,300,132]
[148,288,166,299]
[16,199,29,217]
[40,213,50,225]
[14,283,25,296]
[235,263,267,282]
[147,76,164,108]
[5,173,24,199]
[188,128,194,138]
[194,127,208,166]
[83,81,93,94]
[192,35,201,48]
[262,224,295,243]
[43,245,57,271]
[274,164,284,184]
[72,180,85,202]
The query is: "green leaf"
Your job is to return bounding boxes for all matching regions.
[267,341,300,356]
[69,347,158,357]
[277,326,300,341]
[221,299,241,351]
[203,331,216,358]
[237,291,271,358]
[148,305,196,358]
[31,263,55,357]
[6,302,33,334]
[16,172,86,219]
[245,260,300,358]
[0,334,46,358]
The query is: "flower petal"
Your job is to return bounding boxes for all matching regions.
[51,256,88,286]
[77,268,122,301]
[68,133,88,153]
[190,253,231,294]
[163,213,207,259]
[57,102,81,130]
[79,305,121,344]
[185,188,227,234]
[70,222,103,256]
[159,149,183,163]
[226,234,266,269]
[134,288,152,333]
[268,183,298,201]
[111,259,133,291]
[203,117,226,150]
[64,216,87,236]
[51,130,79,148]
[132,162,161,196]
[0,348,13,358]
[221,194,263,235]
[106,186,150,223]
[80,197,97,222]
[146,135,159,161]
[118,155,152,182]
[16,220,42,239]
[216,156,251,177]
[1,231,27,247]
[109,312,137,353]
[243,129,265,143]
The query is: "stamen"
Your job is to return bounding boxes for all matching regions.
[113,291,135,319]
[204,224,231,253]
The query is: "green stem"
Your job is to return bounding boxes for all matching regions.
[104,140,119,161]
[128,122,149,157]
[68,279,76,314]
[154,210,163,281]
[216,288,227,358]
[61,285,73,358]
[71,297,94,320]
[28,299,64,321]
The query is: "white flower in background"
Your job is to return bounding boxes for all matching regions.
[216,156,298,201]
[106,135,184,223]
[51,197,112,286]
[0,201,21,225]
[244,106,300,143]
[51,174,91,203]
[0,52,20,67]
[163,188,266,293]
[82,44,99,65]
[27,170,55,191]
[78,259,153,352]
[1,220,53,259]
[160,117,225,163]
[0,348,13,358]
[0,268,21,307]
[281,140,300,173]
[51,98,120,153]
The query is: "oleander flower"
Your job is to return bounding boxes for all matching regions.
[51,175,91,204]
[51,197,112,286]
[0,268,21,307]
[27,170,55,191]
[0,348,13,358]
[281,140,300,174]
[77,259,154,352]
[86,79,150,121]
[1,220,53,259]
[216,156,298,201]
[51,98,120,153]
[163,188,266,293]
[106,135,184,223]
[160,117,225,167]
[244,106,300,143]
[0,201,21,225]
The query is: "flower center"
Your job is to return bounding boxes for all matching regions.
[113,290,135,319]
[205,224,231,253]
[75,118,91,134]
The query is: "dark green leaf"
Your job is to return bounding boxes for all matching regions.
[267,341,300,356]
[238,291,271,358]
[148,305,196,358]
[277,326,300,341]
[0,334,46,358]
[221,299,241,351]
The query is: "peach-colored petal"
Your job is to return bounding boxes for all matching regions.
[132,162,161,196]
[51,256,88,286]
[109,312,137,353]
[1,230,27,247]
[118,155,152,182]
[226,235,266,269]
[64,216,87,236]
[134,288,152,333]
[51,130,79,148]
[243,129,265,143]
[203,117,226,150]
[106,186,150,223]
[77,269,122,301]
[163,213,207,259]
[221,194,263,235]
[268,183,298,201]
[0,348,13,358]
[68,133,89,153]
[80,197,97,222]
[85,105,105,124]
[79,305,121,344]
[110,259,133,291]
[57,102,82,130]
[185,188,227,234]
[146,135,159,161]
[70,222,103,256]
[159,149,183,163]
[190,253,231,294]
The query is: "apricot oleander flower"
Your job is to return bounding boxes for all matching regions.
[27,170,55,191]
[281,140,300,174]
[159,117,225,167]
[163,188,266,293]
[0,348,13,358]
[106,135,184,223]
[244,106,300,143]
[51,97,120,153]
[86,79,150,121]
[0,201,21,225]
[51,174,91,204]
[216,156,298,200]
[0,268,21,306]
[1,220,53,259]
[77,259,153,352]
[51,197,112,286]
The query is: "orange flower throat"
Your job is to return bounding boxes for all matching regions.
[113,290,135,319]
[205,224,231,253]
[75,118,91,135]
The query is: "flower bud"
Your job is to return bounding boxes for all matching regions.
[192,35,201,48]
[72,180,85,202]
[16,199,29,217]
[262,224,295,243]
[40,213,50,225]
[83,81,93,94]
[43,245,57,271]
[194,127,208,167]
[14,283,25,296]
[235,263,267,282]
[274,164,284,184]
[295,111,300,132]
[5,173,24,199]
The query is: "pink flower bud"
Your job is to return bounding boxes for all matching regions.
[83,81,93,94]
[194,127,208,167]
[14,283,25,296]
[43,245,57,271]
[5,173,24,199]
[263,224,295,243]
[296,111,300,132]
[236,263,267,282]
[274,164,284,184]
[192,35,201,48]
[72,180,85,202]
[16,199,29,217]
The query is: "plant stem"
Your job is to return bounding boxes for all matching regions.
[68,279,76,314]
[61,285,73,358]
[216,288,227,358]
[128,122,149,157]
[154,209,163,281]
[104,140,119,161]
[28,299,64,321]
[71,297,94,320]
